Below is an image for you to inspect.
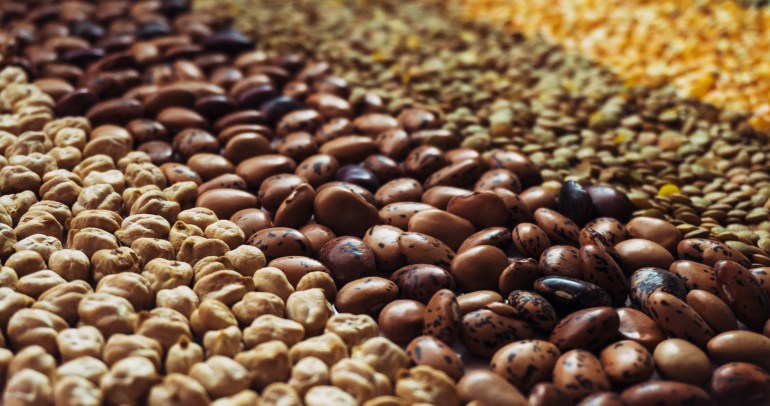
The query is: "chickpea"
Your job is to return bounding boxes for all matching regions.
[8,345,56,379]
[96,273,154,311]
[203,326,243,358]
[395,366,461,406]
[177,236,229,266]
[14,234,61,262]
[210,390,260,406]
[56,326,104,362]
[204,220,245,249]
[100,356,158,406]
[193,270,254,306]
[66,228,118,259]
[33,280,92,325]
[190,300,238,337]
[77,293,137,338]
[156,286,199,319]
[103,334,163,371]
[286,288,333,336]
[135,307,193,351]
[253,266,294,302]
[305,386,357,406]
[288,356,329,396]
[54,375,102,406]
[234,340,292,390]
[326,313,379,348]
[177,207,219,230]
[56,356,108,387]
[3,369,54,406]
[47,249,90,281]
[5,250,46,277]
[289,333,348,367]
[224,245,267,277]
[243,314,305,349]
[142,258,193,293]
[17,270,66,298]
[352,337,408,381]
[165,337,204,375]
[261,383,302,406]
[115,214,171,246]
[297,271,337,302]
[7,308,67,355]
[232,291,285,326]
[90,247,141,283]
[189,355,250,399]
[131,238,175,267]
[148,373,210,406]
[169,221,204,254]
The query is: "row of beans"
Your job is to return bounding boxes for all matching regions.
[0,0,768,405]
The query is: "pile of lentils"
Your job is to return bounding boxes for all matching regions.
[0,0,766,405]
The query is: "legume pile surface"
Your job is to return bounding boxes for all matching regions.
[0,0,767,405]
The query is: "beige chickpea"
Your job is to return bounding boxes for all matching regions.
[53,127,87,149]
[0,165,41,194]
[122,185,161,214]
[0,287,34,328]
[261,383,303,406]
[253,266,294,302]
[57,326,104,362]
[0,190,37,225]
[115,214,170,246]
[90,247,141,283]
[132,238,175,267]
[362,396,409,406]
[169,221,204,253]
[54,375,102,406]
[210,390,260,406]
[44,117,90,139]
[7,308,67,355]
[68,209,121,234]
[73,155,115,179]
[297,271,337,302]
[14,234,61,262]
[286,288,333,336]
[204,220,245,249]
[100,356,158,406]
[395,366,461,406]
[17,270,66,298]
[28,200,72,226]
[352,337,408,382]
[117,151,151,172]
[15,210,63,240]
[289,332,348,367]
[224,245,267,277]
[192,256,233,282]
[156,286,199,318]
[3,369,54,406]
[165,337,204,375]
[190,299,237,337]
[0,132,15,156]
[203,325,243,358]
[135,307,192,351]
[66,228,118,259]
[124,162,167,189]
[177,236,229,266]
[142,258,193,293]
[46,146,82,171]
[130,190,181,224]
[189,355,250,399]
[178,207,219,230]
[41,168,81,185]
[83,135,131,163]
[232,291,285,326]
[326,313,379,348]
[235,340,291,390]
[96,273,154,310]
[33,280,92,325]
[82,169,125,193]
[9,153,56,177]
[331,358,388,403]
[103,334,164,371]
[162,181,198,208]
[8,345,56,379]
[148,373,210,406]
[5,250,46,277]
[0,223,16,257]
[78,292,137,337]
[243,314,305,350]
[48,249,90,281]
[72,184,122,215]
[306,385,358,406]
[56,356,108,386]
[288,356,330,396]
[0,266,18,289]
[193,270,255,306]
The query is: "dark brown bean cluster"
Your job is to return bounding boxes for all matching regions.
[0,0,769,405]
